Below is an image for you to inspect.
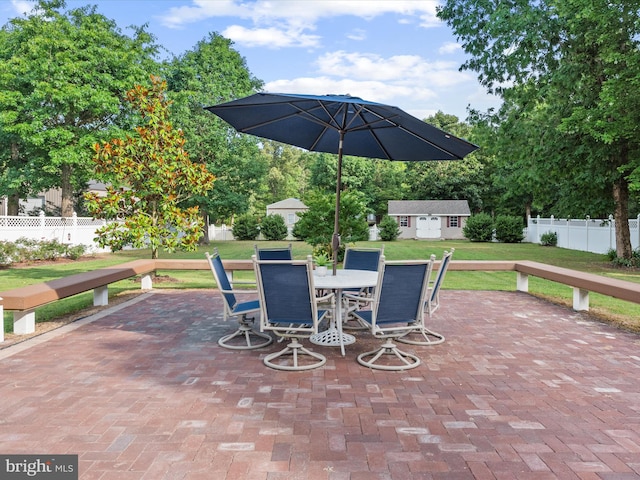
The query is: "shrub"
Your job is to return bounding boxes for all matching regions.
[0,239,87,266]
[378,215,401,241]
[494,215,524,243]
[605,248,618,261]
[540,231,558,247]
[232,214,260,240]
[462,213,494,242]
[65,244,87,260]
[609,247,640,268]
[36,239,68,260]
[260,214,288,241]
[0,240,18,266]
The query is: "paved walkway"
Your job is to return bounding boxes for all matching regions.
[1,290,640,480]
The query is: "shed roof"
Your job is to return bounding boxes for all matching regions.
[388,200,470,216]
[267,198,308,209]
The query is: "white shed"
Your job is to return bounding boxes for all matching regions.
[388,200,471,240]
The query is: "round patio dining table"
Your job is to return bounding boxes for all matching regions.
[311,269,378,356]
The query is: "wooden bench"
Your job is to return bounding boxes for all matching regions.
[0,260,157,340]
[514,260,640,310]
[0,258,254,341]
[2,258,639,342]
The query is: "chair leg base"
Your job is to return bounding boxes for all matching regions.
[342,316,368,331]
[397,327,445,346]
[218,323,273,350]
[263,339,326,371]
[357,340,421,371]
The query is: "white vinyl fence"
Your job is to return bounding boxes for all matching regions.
[0,212,108,252]
[0,214,240,249]
[525,215,640,254]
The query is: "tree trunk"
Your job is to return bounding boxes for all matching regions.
[612,174,632,259]
[7,194,20,216]
[200,212,210,244]
[7,142,21,215]
[60,164,74,217]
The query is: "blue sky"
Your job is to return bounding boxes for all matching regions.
[1,0,502,120]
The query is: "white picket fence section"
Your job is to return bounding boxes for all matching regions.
[525,215,640,254]
[0,214,242,249]
[0,212,108,252]
[208,224,235,241]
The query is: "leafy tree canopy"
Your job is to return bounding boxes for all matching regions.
[0,0,159,215]
[165,32,265,224]
[438,0,640,257]
[85,76,215,259]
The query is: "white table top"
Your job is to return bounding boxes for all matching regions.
[313,269,378,290]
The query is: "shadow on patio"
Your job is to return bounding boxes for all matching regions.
[1,289,639,479]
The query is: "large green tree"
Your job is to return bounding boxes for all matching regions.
[85,77,215,259]
[254,141,310,211]
[293,190,370,248]
[0,0,159,216]
[438,0,640,258]
[164,32,265,227]
[404,112,487,211]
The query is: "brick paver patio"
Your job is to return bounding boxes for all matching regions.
[1,289,639,479]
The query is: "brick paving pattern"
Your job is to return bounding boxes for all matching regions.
[1,289,640,479]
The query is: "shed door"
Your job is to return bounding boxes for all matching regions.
[416,215,441,239]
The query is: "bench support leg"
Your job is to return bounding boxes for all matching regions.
[94,286,109,306]
[141,273,153,290]
[0,304,4,342]
[573,288,589,311]
[516,272,529,292]
[14,310,36,335]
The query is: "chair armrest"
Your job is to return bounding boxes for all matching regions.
[220,288,259,295]
[315,291,335,304]
[343,292,374,303]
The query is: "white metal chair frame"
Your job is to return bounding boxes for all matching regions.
[345,259,431,371]
[397,249,454,346]
[342,246,384,330]
[253,256,334,371]
[206,250,273,350]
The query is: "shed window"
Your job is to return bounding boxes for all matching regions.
[447,216,460,228]
[399,216,409,227]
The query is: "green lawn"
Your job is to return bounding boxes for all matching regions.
[2,240,640,333]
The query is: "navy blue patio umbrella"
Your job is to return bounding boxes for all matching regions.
[205,93,479,274]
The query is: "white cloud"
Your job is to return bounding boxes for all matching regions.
[222,25,320,48]
[158,0,441,30]
[262,49,487,119]
[439,42,462,55]
[263,76,435,105]
[346,28,366,41]
[315,51,473,88]
[10,0,36,16]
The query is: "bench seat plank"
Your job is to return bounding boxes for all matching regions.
[515,260,640,304]
[0,260,156,310]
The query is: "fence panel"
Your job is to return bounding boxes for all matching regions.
[527,215,638,254]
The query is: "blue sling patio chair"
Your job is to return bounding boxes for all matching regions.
[254,243,293,260]
[397,248,454,346]
[206,249,273,350]
[342,246,384,330]
[344,260,431,371]
[253,255,334,371]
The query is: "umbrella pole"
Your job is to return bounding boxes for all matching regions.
[332,131,345,276]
